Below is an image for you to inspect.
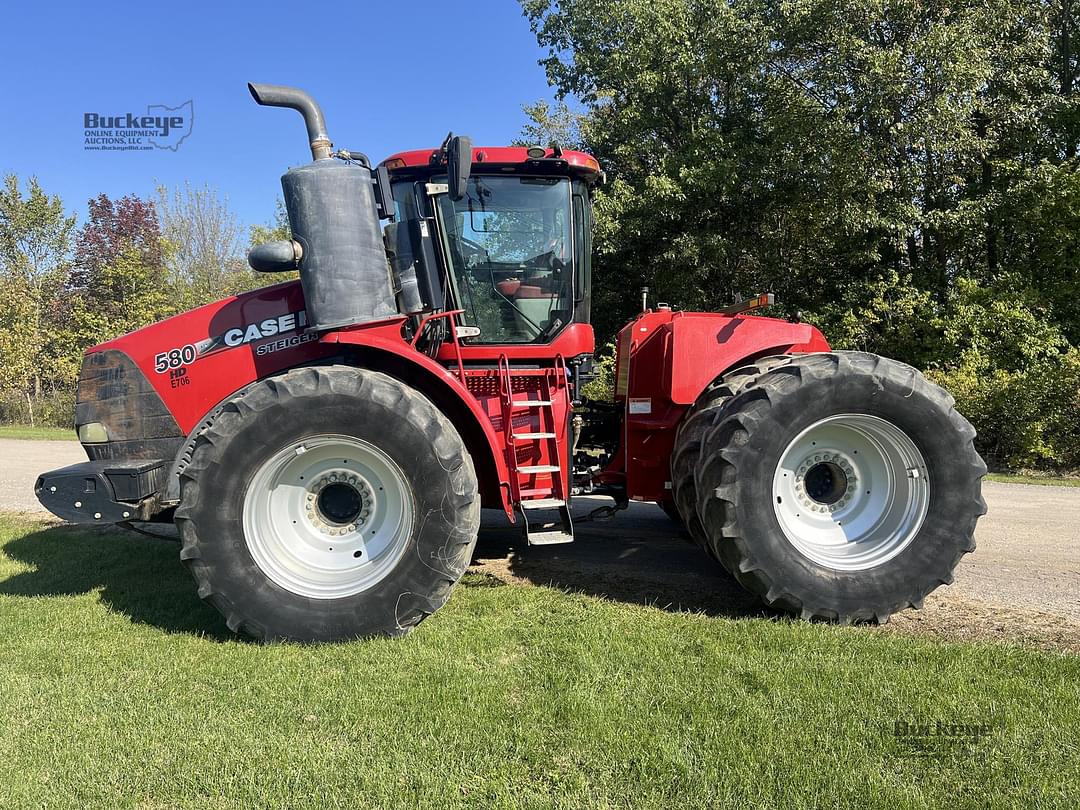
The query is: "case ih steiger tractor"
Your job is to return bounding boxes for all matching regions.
[36,84,986,642]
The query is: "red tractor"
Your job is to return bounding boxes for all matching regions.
[36,84,986,641]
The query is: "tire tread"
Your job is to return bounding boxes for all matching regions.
[688,351,985,623]
[177,365,479,642]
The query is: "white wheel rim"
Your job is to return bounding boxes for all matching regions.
[243,434,415,599]
[772,414,929,571]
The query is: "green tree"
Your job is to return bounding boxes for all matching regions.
[0,175,75,424]
[66,192,173,364]
[245,198,298,289]
[523,0,1059,332]
[0,175,74,287]
[158,182,245,305]
[518,100,584,148]
[0,273,43,423]
[160,185,295,304]
[248,197,291,245]
[521,0,1080,468]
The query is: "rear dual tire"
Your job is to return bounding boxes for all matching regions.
[176,366,480,642]
[671,352,986,622]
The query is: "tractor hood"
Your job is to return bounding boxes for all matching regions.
[78,280,348,449]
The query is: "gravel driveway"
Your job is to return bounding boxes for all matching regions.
[3,437,1078,649]
[0,438,86,512]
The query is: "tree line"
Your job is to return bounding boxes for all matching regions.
[521,0,1080,470]
[3,0,1079,470]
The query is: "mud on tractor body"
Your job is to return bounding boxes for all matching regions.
[35,84,986,642]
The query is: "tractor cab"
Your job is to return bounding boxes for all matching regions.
[379,145,602,346]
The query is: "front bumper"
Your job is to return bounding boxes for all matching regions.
[35,460,167,523]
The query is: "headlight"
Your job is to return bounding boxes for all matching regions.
[77,422,109,443]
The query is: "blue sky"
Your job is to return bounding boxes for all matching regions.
[0,0,557,232]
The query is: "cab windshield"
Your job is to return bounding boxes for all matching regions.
[435,176,574,343]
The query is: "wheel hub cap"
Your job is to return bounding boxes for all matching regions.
[802,459,850,506]
[772,414,929,571]
[308,473,371,533]
[243,435,415,599]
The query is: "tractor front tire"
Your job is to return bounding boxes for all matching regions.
[176,366,480,642]
[688,352,985,623]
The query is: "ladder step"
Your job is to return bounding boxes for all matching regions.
[520,498,566,509]
[519,487,556,497]
[511,399,553,407]
[513,432,557,440]
[517,465,560,474]
[526,529,575,546]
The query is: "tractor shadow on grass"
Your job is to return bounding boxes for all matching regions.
[471,498,769,620]
[1,497,765,640]
[0,522,233,640]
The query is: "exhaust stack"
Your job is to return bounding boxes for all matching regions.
[248,82,396,331]
[248,82,333,161]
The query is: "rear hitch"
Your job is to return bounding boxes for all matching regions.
[575,500,628,523]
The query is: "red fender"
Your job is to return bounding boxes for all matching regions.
[86,281,512,515]
[608,309,831,502]
[321,323,514,517]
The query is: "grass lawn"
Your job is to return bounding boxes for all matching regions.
[0,514,1077,809]
[0,424,75,441]
[986,472,1080,488]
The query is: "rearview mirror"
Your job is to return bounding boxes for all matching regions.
[447,135,473,201]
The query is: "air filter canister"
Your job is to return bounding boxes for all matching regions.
[281,160,397,331]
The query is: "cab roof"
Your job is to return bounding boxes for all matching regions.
[379,146,603,185]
